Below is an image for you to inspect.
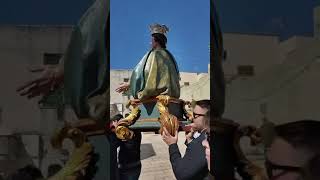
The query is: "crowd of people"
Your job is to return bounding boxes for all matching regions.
[108,111,320,180]
[11,0,320,179]
[108,99,211,180]
[4,118,320,180]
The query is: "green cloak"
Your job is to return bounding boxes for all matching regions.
[64,0,109,119]
[129,48,180,101]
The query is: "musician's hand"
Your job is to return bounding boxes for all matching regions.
[185,125,194,144]
[16,65,64,99]
[162,127,178,146]
[115,82,129,93]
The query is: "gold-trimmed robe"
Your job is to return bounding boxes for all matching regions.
[129,48,180,101]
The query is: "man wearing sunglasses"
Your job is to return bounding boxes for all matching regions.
[266,120,320,180]
[162,100,210,180]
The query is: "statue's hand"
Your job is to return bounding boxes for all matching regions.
[16,65,64,99]
[115,82,129,93]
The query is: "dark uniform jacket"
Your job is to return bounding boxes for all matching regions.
[169,132,210,180]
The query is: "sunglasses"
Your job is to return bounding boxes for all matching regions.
[265,159,303,179]
[193,112,205,119]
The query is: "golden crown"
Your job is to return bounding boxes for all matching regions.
[149,24,169,36]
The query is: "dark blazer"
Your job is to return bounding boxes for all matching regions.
[169,132,209,180]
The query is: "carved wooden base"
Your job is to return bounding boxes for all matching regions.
[115,95,181,140]
[48,126,93,180]
[115,106,141,140]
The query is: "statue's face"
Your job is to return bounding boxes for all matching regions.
[151,36,157,49]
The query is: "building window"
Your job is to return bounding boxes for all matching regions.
[123,78,129,82]
[43,53,62,65]
[237,65,255,77]
[184,82,190,86]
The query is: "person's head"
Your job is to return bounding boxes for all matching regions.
[151,33,167,49]
[150,24,168,49]
[110,114,123,122]
[266,120,320,180]
[192,100,210,132]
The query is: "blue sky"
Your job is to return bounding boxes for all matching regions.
[110,0,210,73]
[216,0,316,40]
[0,0,94,25]
[0,0,317,72]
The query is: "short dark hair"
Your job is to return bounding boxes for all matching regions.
[275,120,320,152]
[152,33,167,48]
[195,99,211,111]
[110,114,123,121]
[275,120,320,180]
[196,100,211,128]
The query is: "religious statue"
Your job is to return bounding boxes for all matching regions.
[17,0,110,179]
[114,24,191,140]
